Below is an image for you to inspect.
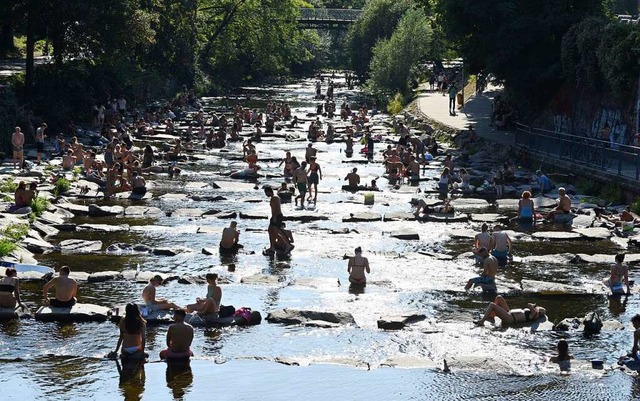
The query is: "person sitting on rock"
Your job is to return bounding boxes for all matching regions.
[0,268,24,309]
[109,303,147,359]
[344,168,360,187]
[474,295,546,326]
[141,275,181,314]
[131,171,146,195]
[546,187,572,221]
[62,149,77,170]
[186,273,221,315]
[465,247,497,290]
[220,221,241,252]
[347,246,370,286]
[43,266,78,308]
[159,309,194,360]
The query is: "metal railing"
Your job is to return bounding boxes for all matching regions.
[298,8,362,22]
[515,122,640,180]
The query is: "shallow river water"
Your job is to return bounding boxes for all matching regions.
[1,75,640,400]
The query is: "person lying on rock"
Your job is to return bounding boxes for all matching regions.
[186,273,221,315]
[159,309,194,360]
[141,275,181,313]
[474,295,546,326]
[43,266,78,308]
[109,303,147,360]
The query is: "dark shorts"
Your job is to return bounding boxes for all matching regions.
[309,172,319,185]
[36,142,44,153]
[50,297,77,308]
[132,187,147,195]
[297,182,307,193]
[470,276,495,285]
[12,145,23,152]
[270,214,284,228]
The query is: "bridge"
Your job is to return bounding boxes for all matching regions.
[297,8,362,29]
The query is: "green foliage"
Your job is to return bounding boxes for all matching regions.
[0,179,18,194]
[631,199,640,215]
[575,177,599,195]
[367,8,432,95]
[0,240,16,257]
[599,182,624,204]
[53,178,71,197]
[387,93,405,114]
[597,23,640,99]
[3,223,28,242]
[29,196,50,218]
[561,18,607,93]
[346,0,415,79]
[438,0,609,112]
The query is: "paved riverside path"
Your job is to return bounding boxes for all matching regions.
[416,83,516,146]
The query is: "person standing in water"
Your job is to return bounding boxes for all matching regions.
[604,253,629,294]
[293,162,308,209]
[307,156,322,204]
[110,303,147,359]
[348,247,370,285]
[264,186,293,254]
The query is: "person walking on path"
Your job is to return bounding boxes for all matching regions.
[448,83,458,116]
[11,126,24,170]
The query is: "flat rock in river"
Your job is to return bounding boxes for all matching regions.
[342,212,381,222]
[87,271,122,282]
[266,308,356,325]
[283,214,329,222]
[125,206,165,217]
[390,230,420,240]
[160,193,189,201]
[572,227,611,240]
[240,274,284,285]
[384,212,416,221]
[35,303,110,322]
[122,270,175,283]
[449,198,490,210]
[22,237,55,254]
[532,231,582,241]
[152,246,192,256]
[31,221,59,238]
[171,208,204,218]
[520,279,594,296]
[518,253,575,265]
[377,314,426,330]
[470,214,510,224]
[56,203,90,216]
[379,357,441,369]
[59,239,102,253]
[88,204,124,217]
[77,223,130,232]
[571,253,640,264]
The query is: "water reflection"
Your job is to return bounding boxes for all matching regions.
[608,294,629,316]
[0,320,20,336]
[166,361,193,400]
[116,359,146,401]
[348,284,365,296]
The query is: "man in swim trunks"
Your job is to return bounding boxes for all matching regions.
[490,225,511,267]
[159,309,194,360]
[307,156,322,203]
[293,162,308,208]
[344,168,360,187]
[465,248,498,290]
[141,275,181,312]
[473,223,491,265]
[220,221,240,251]
[305,143,317,163]
[264,186,292,254]
[11,126,24,170]
[547,187,572,221]
[407,156,421,180]
[348,246,370,285]
[43,266,78,308]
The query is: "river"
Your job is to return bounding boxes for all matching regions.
[0,74,639,400]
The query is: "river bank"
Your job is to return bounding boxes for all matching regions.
[1,73,640,400]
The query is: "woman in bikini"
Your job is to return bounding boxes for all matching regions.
[110,303,147,359]
[0,268,23,308]
[474,295,546,326]
[279,151,294,177]
[347,246,370,286]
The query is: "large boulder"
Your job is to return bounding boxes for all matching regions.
[266,308,356,325]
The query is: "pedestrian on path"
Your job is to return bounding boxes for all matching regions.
[448,83,458,116]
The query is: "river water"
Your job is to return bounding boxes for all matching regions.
[1,74,639,400]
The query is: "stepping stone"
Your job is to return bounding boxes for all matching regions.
[470,213,510,223]
[283,214,329,222]
[239,212,268,220]
[37,211,65,225]
[495,199,520,211]
[390,231,420,240]
[56,203,90,216]
[125,206,165,217]
[152,246,192,256]
[571,254,640,264]
[113,191,153,200]
[122,270,175,283]
[377,314,426,330]
[35,303,111,322]
[171,208,204,218]
[342,212,381,222]
[384,212,416,221]
[518,254,575,264]
[22,237,55,254]
[88,204,124,217]
[532,231,582,241]
[266,309,356,325]
[87,271,122,283]
[77,224,130,232]
[31,221,59,238]
[210,211,237,219]
[418,214,468,223]
[105,243,152,254]
[573,227,611,240]
[520,279,593,296]
[160,193,189,201]
[58,239,102,253]
[449,198,489,210]
[240,274,284,285]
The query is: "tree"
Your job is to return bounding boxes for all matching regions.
[346,0,415,79]
[367,8,432,95]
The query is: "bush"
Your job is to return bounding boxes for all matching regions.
[3,223,28,242]
[387,93,405,115]
[0,179,18,194]
[30,196,50,218]
[575,178,598,196]
[599,183,624,204]
[0,239,16,257]
[53,178,71,196]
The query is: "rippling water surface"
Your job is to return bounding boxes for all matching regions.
[1,74,640,400]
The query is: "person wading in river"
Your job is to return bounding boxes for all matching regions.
[293,162,308,209]
[159,309,194,360]
[348,246,370,286]
[307,156,322,204]
[264,186,293,254]
[220,221,241,252]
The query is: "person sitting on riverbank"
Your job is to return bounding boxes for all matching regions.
[344,168,360,187]
[141,275,181,313]
[109,303,147,360]
[517,191,536,224]
[536,170,552,195]
[603,253,630,295]
[547,187,572,221]
[186,273,221,315]
[220,221,241,252]
[8,181,31,213]
[43,266,78,308]
[62,149,77,170]
[490,225,511,267]
[474,296,546,326]
[159,309,194,360]
[465,247,497,290]
[348,246,370,286]
[131,171,146,195]
[550,339,573,372]
[0,268,23,309]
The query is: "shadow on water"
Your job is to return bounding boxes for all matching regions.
[348,283,365,296]
[116,359,145,401]
[166,361,193,400]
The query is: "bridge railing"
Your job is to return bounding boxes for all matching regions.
[298,8,362,22]
[515,122,640,180]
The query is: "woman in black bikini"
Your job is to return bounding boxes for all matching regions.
[347,247,370,285]
[474,296,546,326]
[0,268,22,308]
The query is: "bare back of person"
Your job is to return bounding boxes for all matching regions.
[491,232,510,252]
[167,322,194,353]
[475,232,490,250]
[346,173,360,186]
[220,227,238,249]
[54,276,77,301]
[483,256,499,278]
[141,283,156,303]
[558,195,571,212]
[348,255,369,283]
[119,319,145,349]
[270,194,282,217]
